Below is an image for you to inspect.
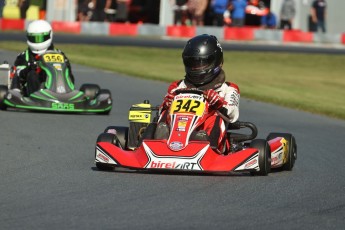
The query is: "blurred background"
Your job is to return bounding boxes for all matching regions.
[0,0,344,34]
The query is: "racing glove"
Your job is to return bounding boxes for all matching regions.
[204,89,225,110]
[17,61,38,78]
[162,90,176,109]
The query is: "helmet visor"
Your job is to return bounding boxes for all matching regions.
[183,55,216,70]
[27,31,51,43]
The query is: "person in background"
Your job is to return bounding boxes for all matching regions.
[90,0,112,22]
[10,20,75,96]
[18,0,30,19]
[311,0,327,33]
[261,8,277,29]
[230,0,247,27]
[158,34,240,154]
[187,0,208,26]
[76,0,92,21]
[279,0,296,30]
[211,0,230,27]
[115,0,129,23]
[0,0,5,19]
[170,0,188,25]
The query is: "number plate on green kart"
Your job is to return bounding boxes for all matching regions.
[43,54,65,63]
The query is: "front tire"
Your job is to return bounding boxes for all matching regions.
[104,126,128,150]
[250,139,271,176]
[267,133,297,171]
[97,89,112,115]
[95,133,117,171]
[80,84,100,100]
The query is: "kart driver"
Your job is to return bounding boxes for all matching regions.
[158,34,240,154]
[10,20,75,96]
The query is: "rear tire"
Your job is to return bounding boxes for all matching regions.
[250,139,271,176]
[95,133,117,171]
[80,84,100,100]
[0,85,8,110]
[267,133,297,171]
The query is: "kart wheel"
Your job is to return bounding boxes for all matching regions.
[104,126,128,149]
[80,84,100,100]
[250,139,271,176]
[267,133,297,171]
[0,85,8,110]
[96,133,116,171]
[98,89,112,98]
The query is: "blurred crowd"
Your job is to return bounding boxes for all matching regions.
[76,0,160,24]
[0,0,327,33]
[77,0,326,32]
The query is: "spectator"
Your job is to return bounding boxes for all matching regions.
[279,0,295,30]
[187,0,208,26]
[261,8,277,29]
[76,0,92,21]
[230,0,247,27]
[211,0,230,27]
[311,0,327,33]
[0,0,4,19]
[104,0,117,22]
[115,0,129,23]
[18,0,30,19]
[170,0,188,25]
[90,0,112,22]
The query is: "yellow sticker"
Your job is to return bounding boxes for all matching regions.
[128,111,151,123]
[170,98,205,116]
[43,54,65,63]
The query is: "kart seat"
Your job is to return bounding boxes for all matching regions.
[190,130,210,142]
[153,122,169,140]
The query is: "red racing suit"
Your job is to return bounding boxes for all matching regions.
[159,70,240,153]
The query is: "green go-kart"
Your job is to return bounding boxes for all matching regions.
[0,51,112,114]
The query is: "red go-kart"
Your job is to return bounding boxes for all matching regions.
[95,89,297,175]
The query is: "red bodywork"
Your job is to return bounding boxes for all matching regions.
[96,140,260,172]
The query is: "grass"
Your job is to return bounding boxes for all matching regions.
[0,41,344,120]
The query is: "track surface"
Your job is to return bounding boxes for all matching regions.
[1,49,345,229]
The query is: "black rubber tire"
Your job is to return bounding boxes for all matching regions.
[80,83,100,100]
[250,139,271,176]
[103,126,128,149]
[0,85,8,110]
[95,133,117,171]
[98,89,112,98]
[267,133,297,171]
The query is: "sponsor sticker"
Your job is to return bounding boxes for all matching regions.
[169,141,183,151]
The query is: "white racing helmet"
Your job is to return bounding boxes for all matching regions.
[26,20,53,55]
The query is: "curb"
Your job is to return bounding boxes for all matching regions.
[1,18,344,46]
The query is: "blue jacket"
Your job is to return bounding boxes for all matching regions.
[261,13,277,28]
[212,0,230,14]
[231,0,247,19]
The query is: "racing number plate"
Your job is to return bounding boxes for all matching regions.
[43,54,65,63]
[169,94,205,116]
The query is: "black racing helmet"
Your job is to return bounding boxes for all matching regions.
[182,34,223,86]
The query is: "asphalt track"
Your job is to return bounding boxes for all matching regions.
[1,45,345,229]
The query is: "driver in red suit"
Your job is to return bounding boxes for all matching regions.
[158,34,240,154]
